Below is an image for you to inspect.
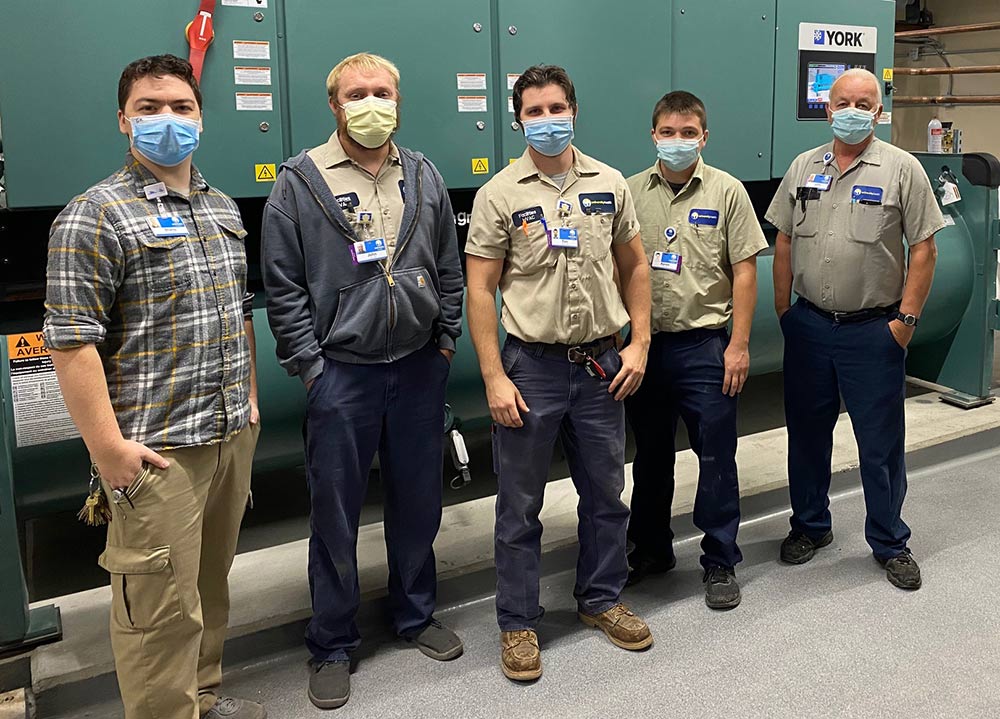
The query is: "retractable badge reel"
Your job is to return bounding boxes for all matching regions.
[144,182,188,237]
[651,226,681,273]
[351,210,389,264]
[547,199,579,249]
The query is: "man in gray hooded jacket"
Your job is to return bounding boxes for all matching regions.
[261,52,464,711]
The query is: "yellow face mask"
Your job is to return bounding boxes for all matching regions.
[342,96,398,149]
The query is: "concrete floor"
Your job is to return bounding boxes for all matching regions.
[40,429,1000,719]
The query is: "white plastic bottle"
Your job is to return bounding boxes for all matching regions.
[927,117,943,153]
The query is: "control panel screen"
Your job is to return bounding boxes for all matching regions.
[806,62,847,109]
[796,51,875,120]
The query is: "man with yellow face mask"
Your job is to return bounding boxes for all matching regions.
[261,52,465,710]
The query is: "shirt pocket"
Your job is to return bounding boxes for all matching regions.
[792,201,819,238]
[847,203,885,245]
[136,233,194,295]
[508,222,558,275]
[685,224,726,267]
[581,214,613,261]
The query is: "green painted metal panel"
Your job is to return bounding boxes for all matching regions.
[496,0,671,179]
[771,0,895,178]
[0,2,284,208]
[670,0,776,181]
[282,0,495,189]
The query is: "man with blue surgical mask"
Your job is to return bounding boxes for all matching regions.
[623,92,767,610]
[766,68,943,590]
[44,55,263,719]
[466,64,653,682]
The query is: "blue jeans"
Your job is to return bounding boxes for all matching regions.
[781,299,910,560]
[626,328,742,570]
[493,336,629,631]
[304,343,449,661]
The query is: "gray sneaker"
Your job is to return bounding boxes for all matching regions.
[308,661,350,710]
[408,619,464,661]
[201,697,267,719]
[879,550,922,590]
[703,566,741,610]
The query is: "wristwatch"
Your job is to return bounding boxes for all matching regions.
[895,312,919,327]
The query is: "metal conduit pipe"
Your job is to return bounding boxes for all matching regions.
[895,21,1000,39]
[894,65,1000,75]
[893,95,1000,105]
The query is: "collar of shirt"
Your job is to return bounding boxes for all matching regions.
[811,137,884,176]
[126,151,207,198]
[644,156,706,196]
[510,146,601,186]
[316,131,401,170]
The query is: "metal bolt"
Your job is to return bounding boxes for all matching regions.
[473,22,483,32]
[511,121,520,131]
[508,25,517,35]
[680,9,685,14]
[476,121,486,131]
[762,15,767,20]
[259,122,270,132]
[253,11,264,22]
[758,152,763,158]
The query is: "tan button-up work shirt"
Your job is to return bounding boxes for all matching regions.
[466,147,640,345]
[307,131,405,262]
[628,158,768,332]
[766,138,945,312]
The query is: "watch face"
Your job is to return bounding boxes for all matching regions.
[903,314,917,326]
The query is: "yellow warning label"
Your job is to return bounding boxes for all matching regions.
[472,158,489,175]
[255,163,276,182]
[882,68,893,81]
[509,158,517,165]
[7,332,49,359]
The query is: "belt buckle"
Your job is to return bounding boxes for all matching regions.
[567,346,586,364]
[831,311,844,323]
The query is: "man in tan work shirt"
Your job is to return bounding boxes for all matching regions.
[624,91,767,610]
[766,69,942,590]
[466,64,653,682]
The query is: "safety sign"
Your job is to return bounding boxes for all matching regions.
[255,163,276,182]
[6,332,79,447]
[472,158,489,174]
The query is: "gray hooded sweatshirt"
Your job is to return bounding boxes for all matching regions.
[261,146,463,384]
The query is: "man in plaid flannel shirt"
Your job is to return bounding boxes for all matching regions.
[43,55,264,719]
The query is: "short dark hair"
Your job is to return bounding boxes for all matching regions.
[512,65,577,121]
[651,91,707,131]
[118,54,202,112]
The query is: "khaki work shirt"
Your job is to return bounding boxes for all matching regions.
[307,131,405,262]
[628,158,768,333]
[466,147,640,345]
[765,137,945,312]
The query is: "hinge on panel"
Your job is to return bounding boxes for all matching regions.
[992,219,1000,251]
[990,299,1000,332]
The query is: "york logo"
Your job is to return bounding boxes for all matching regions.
[814,28,864,47]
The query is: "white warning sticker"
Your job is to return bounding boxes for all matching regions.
[508,96,514,114]
[233,40,271,60]
[236,92,273,111]
[877,111,892,125]
[457,73,487,90]
[222,0,268,7]
[457,96,488,113]
[234,66,272,85]
[7,332,79,447]
[941,215,955,226]
[507,74,520,91]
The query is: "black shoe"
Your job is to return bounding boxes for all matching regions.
[626,550,677,586]
[308,660,350,710]
[779,530,833,564]
[408,619,464,661]
[879,550,922,590]
[703,566,741,609]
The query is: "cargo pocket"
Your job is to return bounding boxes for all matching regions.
[99,545,183,630]
[848,203,884,245]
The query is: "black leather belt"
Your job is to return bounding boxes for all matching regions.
[509,335,617,363]
[801,299,898,324]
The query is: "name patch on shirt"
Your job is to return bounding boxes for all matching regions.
[578,193,616,215]
[335,192,360,212]
[512,206,544,226]
[851,185,883,205]
[688,209,720,226]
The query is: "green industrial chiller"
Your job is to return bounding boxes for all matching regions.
[1,0,997,652]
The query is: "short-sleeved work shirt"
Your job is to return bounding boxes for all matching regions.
[466,147,640,345]
[307,131,405,261]
[628,158,768,332]
[765,138,946,312]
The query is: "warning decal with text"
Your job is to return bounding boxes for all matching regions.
[6,332,80,447]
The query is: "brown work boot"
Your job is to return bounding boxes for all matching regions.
[500,629,542,681]
[579,603,653,650]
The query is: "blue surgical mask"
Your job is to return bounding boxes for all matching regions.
[831,108,875,145]
[522,117,574,157]
[656,136,703,172]
[128,113,201,167]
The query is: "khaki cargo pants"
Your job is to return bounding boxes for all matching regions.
[98,424,259,719]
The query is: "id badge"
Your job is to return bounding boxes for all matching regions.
[147,215,188,237]
[548,226,579,249]
[805,173,832,191]
[351,238,388,264]
[651,251,681,273]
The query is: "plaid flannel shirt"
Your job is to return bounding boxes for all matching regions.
[43,153,253,450]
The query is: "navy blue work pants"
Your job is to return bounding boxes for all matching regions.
[781,299,910,560]
[304,343,449,662]
[626,328,742,570]
[493,337,629,630]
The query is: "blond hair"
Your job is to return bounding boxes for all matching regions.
[326,52,400,99]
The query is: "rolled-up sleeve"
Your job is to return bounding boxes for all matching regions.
[43,198,124,349]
